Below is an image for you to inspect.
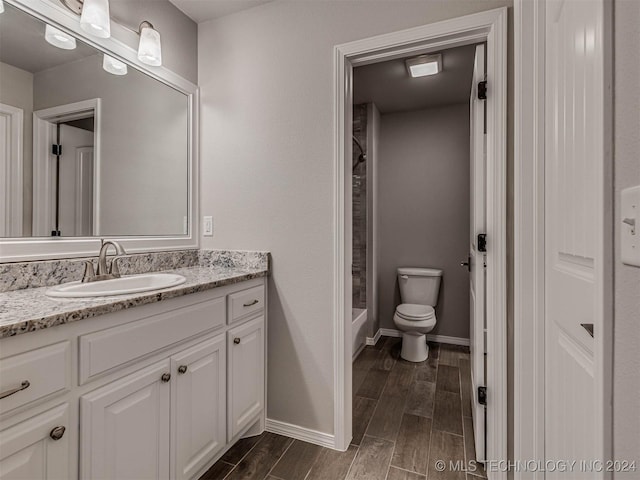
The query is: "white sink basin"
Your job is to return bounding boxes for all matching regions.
[46,273,187,298]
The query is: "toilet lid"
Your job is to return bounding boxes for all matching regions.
[396,304,435,320]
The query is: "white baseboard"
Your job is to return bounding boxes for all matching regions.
[265,418,335,449]
[379,328,470,346]
[365,328,382,346]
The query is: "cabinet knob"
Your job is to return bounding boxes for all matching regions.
[161,373,171,383]
[233,337,241,345]
[50,426,66,441]
[178,365,188,374]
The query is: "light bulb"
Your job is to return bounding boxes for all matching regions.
[103,55,127,75]
[80,0,111,39]
[137,23,162,67]
[45,25,77,50]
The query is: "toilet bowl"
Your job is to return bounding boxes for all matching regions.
[393,267,442,362]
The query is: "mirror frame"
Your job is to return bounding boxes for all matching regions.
[0,0,199,262]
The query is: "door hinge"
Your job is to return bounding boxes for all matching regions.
[51,144,62,156]
[478,81,487,100]
[478,386,487,406]
[477,234,487,252]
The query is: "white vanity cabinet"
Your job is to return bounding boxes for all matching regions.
[0,277,266,480]
[227,316,265,440]
[80,360,172,479]
[0,404,70,480]
[172,334,226,479]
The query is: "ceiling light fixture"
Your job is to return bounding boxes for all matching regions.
[103,54,127,75]
[405,53,442,78]
[45,24,77,50]
[137,21,162,67]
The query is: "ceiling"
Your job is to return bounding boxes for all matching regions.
[0,3,96,74]
[353,44,478,114]
[168,0,273,23]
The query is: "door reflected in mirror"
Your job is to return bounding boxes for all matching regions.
[0,2,190,238]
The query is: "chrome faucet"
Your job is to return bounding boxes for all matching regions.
[82,240,127,283]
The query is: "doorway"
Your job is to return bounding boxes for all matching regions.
[32,98,100,237]
[332,9,508,473]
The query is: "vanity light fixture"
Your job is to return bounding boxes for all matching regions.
[79,0,110,38]
[103,54,127,75]
[60,0,110,38]
[0,0,4,14]
[137,21,162,67]
[45,24,77,50]
[405,53,442,78]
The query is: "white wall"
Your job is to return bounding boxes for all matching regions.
[377,104,470,339]
[34,54,189,236]
[0,62,33,235]
[198,0,512,436]
[613,0,640,474]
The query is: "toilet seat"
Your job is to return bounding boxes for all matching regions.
[395,303,435,321]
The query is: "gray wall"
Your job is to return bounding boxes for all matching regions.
[0,62,33,235]
[613,0,640,474]
[34,54,189,236]
[198,0,512,436]
[377,104,470,338]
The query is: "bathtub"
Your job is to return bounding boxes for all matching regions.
[352,308,368,360]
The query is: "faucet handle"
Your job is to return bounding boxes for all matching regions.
[109,257,124,277]
[81,261,95,283]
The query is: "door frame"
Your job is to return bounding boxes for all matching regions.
[513,0,614,477]
[32,98,101,237]
[0,102,24,237]
[332,8,508,473]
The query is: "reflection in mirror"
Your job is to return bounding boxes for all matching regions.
[0,2,189,238]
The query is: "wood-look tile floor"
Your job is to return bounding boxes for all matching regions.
[201,338,486,480]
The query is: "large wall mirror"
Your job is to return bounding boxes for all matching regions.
[0,0,196,260]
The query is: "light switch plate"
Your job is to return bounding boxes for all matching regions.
[621,185,640,267]
[203,216,213,237]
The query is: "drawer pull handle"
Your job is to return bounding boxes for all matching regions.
[161,373,171,383]
[0,380,30,400]
[233,338,241,345]
[243,299,259,307]
[178,365,188,374]
[50,426,66,441]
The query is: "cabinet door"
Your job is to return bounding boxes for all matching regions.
[172,335,226,479]
[80,360,171,480]
[227,316,265,441]
[0,404,70,480]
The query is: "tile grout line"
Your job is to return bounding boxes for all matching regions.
[262,438,295,480]
[221,433,267,480]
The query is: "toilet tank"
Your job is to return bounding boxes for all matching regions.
[397,267,443,306]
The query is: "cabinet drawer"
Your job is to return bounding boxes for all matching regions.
[227,285,265,325]
[79,296,225,384]
[0,342,70,414]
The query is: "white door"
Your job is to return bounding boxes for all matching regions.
[74,146,94,236]
[172,335,226,479]
[58,124,93,236]
[469,43,487,461]
[227,316,265,441]
[545,0,606,476]
[80,360,171,480]
[0,102,23,237]
[0,404,69,480]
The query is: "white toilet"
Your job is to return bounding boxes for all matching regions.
[393,267,442,362]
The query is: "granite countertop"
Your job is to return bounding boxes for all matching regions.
[0,264,268,339]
